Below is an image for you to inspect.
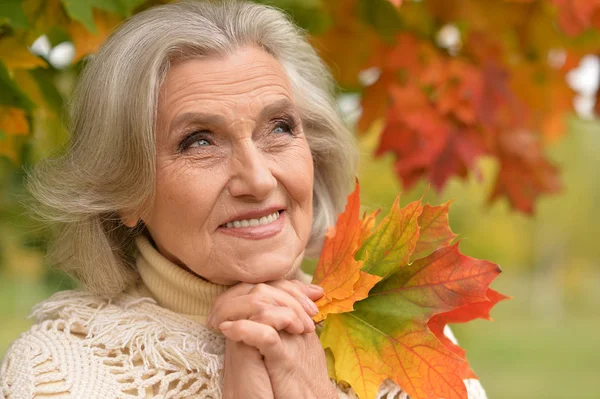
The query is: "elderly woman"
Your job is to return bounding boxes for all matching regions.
[1,1,486,398]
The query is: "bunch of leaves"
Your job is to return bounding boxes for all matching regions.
[1,0,600,214]
[312,181,509,399]
[0,0,152,163]
[311,0,600,213]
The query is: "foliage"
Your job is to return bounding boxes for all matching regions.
[0,0,599,216]
[312,181,508,399]
[312,0,600,214]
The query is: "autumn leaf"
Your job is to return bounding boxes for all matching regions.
[0,106,29,163]
[312,180,382,322]
[356,195,422,277]
[321,244,502,399]
[0,35,46,70]
[551,0,600,37]
[412,201,457,261]
[0,107,29,136]
[428,288,511,361]
[310,0,380,88]
[68,10,123,62]
[492,129,562,214]
[314,182,505,399]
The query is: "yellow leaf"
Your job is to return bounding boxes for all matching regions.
[0,107,29,135]
[0,36,46,70]
[22,0,70,42]
[0,106,29,163]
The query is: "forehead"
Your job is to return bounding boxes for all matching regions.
[157,46,294,122]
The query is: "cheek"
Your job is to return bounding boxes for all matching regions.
[280,143,314,225]
[151,160,219,227]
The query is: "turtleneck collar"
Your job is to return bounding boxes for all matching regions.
[133,234,230,324]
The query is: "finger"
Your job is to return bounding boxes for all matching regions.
[220,320,285,361]
[264,280,321,316]
[249,283,315,332]
[208,293,275,329]
[294,280,325,301]
[208,282,262,325]
[249,305,310,334]
[209,295,309,334]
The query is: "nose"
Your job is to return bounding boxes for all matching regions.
[227,138,277,200]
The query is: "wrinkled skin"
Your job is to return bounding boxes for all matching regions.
[121,46,337,398]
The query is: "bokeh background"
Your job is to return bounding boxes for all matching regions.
[1,1,599,398]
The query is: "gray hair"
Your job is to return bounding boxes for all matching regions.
[25,0,358,295]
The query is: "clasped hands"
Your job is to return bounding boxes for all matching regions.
[207,280,338,399]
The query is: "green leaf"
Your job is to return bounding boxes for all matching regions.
[29,68,65,115]
[60,0,96,33]
[357,0,403,42]
[252,0,330,34]
[356,198,422,277]
[0,61,34,110]
[0,0,29,29]
[92,0,147,17]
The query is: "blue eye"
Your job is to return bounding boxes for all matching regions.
[179,131,213,152]
[272,121,293,134]
[190,138,211,147]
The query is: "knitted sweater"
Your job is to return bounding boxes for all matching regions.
[0,235,487,399]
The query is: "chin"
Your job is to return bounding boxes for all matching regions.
[236,265,294,284]
[230,250,305,284]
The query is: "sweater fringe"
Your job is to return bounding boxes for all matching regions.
[30,290,223,378]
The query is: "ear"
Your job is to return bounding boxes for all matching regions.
[119,212,140,228]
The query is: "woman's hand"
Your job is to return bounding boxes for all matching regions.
[208,279,337,399]
[220,321,338,399]
[212,280,326,398]
[222,339,273,399]
[207,280,322,334]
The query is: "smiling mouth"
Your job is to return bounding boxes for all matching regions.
[220,210,283,229]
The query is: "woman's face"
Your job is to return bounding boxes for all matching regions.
[136,46,314,285]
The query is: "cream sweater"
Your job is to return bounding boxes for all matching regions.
[0,235,486,399]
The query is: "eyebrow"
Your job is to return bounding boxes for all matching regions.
[169,112,226,136]
[257,98,296,121]
[168,98,297,136]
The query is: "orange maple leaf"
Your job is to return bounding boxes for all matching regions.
[312,180,382,322]
[316,183,506,399]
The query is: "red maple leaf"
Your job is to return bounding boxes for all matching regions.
[315,182,507,399]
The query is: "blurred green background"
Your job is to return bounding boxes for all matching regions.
[1,1,600,398]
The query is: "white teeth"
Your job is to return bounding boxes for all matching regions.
[223,211,280,228]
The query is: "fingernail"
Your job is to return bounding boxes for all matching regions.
[306,297,319,315]
[219,321,233,330]
[309,284,324,292]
